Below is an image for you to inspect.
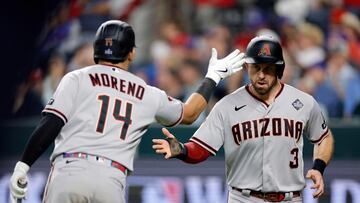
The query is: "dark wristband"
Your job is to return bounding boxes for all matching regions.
[195,78,217,102]
[312,159,327,175]
[175,143,188,161]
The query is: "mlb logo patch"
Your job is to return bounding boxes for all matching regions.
[105,48,113,55]
[292,99,303,110]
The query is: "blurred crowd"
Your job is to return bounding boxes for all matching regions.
[11,0,360,124]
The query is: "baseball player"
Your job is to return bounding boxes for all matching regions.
[9,20,245,203]
[153,35,335,202]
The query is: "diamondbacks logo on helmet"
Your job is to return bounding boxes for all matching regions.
[258,43,271,56]
[105,38,113,46]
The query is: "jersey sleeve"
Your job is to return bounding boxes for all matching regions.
[154,88,184,127]
[42,72,79,124]
[189,103,225,155]
[305,98,329,144]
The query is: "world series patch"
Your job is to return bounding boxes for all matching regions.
[292,99,303,110]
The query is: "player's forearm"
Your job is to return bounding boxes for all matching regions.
[313,131,334,164]
[311,131,334,175]
[181,78,217,124]
[20,113,64,167]
[182,93,207,124]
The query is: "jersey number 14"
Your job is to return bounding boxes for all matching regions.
[96,95,133,140]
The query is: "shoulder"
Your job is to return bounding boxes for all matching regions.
[218,86,247,105]
[283,84,313,98]
[67,65,99,77]
[145,85,166,97]
[62,69,81,81]
[210,86,247,112]
[282,83,317,107]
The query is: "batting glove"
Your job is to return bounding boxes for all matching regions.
[10,161,29,200]
[205,48,245,85]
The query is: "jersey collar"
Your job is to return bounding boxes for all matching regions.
[245,83,284,107]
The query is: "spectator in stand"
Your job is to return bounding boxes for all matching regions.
[178,60,206,125]
[42,54,67,105]
[291,22,326,71]
[156,68,185,101]
[326,39,357,103]
[67,42,95,71]
[344,69,360,118]
[12,69,44,118]
[339,12,360,69]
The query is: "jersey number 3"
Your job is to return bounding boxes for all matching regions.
[96,95,133,140]
[289,147,299,168]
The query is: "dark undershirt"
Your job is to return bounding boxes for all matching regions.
[20,113,64,166]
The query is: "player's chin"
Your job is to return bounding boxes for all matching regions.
[254,83,269,93]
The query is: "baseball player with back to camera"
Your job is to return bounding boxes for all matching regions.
[9,20,246,203]
[153,35,335,203]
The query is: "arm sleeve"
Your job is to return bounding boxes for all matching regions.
[189,103,225,155]
[154,88,184,127]
[344,77,360,116]
[305,98,329,145]
[181,142,211,164]
[20,113,64,167]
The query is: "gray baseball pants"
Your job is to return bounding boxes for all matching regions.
[42,157,127,203]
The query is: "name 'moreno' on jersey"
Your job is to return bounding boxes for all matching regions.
[88,72,145,100]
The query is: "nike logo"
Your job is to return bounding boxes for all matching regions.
[217,68,228,73]
[66,160,79,164]
[235,105,246,111]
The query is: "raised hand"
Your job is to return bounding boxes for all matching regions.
[205,48,245,84]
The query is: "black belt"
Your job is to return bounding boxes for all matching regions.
[232,187,301,202]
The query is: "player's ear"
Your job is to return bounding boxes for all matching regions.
[244,63,249,70]
[128,48,136,62]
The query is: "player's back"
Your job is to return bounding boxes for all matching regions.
[44,64,183,171]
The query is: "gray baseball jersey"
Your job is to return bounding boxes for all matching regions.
[42,64,183,172]
[189,83,328,192]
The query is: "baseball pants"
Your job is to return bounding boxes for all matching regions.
[42,157,126,203]
[228,188,303,203]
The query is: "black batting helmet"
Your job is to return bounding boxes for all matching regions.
[245,35,285,79]
[93,20,136,64]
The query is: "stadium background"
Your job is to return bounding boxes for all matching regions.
[1,0,360,202]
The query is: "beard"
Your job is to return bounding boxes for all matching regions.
[252,78,277,95]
